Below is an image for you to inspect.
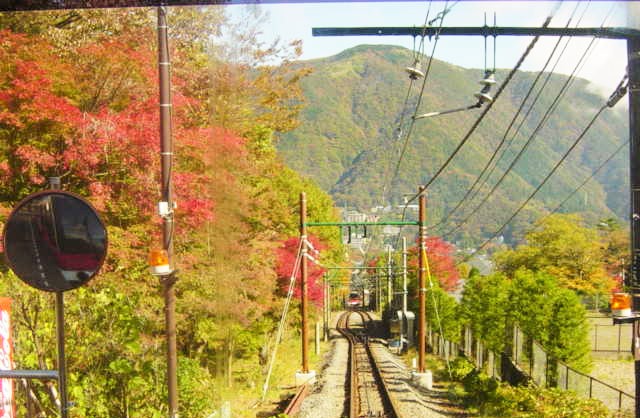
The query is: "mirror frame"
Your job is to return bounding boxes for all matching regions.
[3,190,108,292]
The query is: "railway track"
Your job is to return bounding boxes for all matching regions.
[337,311,401,418]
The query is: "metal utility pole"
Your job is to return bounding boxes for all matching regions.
[55,293,67,418]
[49,178,68,418]
[387,245,392,309]
[300,192,309,373]
[398,237,408,351]
[417,187,427,373]
[376,275,381,315]
[157,7,178,417]
[628,35,640,418]
[629,36,640,296]
[323,273,329,341]
[402,237,408,314]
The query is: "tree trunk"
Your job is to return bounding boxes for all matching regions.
[226,332,234,388]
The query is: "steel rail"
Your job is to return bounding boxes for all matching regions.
[283,383,310,416]
[337,311,401,418]
[357,311,404,417]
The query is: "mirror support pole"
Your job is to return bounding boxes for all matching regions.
[48,178,68,418]
[55,292,68,418]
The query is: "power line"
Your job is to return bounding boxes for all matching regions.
[459,75,628,264]
[539,138,628,223]
[393,9,558,247]
[365,0,456,262]
[443,26,604,238]
[430,2,586,231]
[472,1,597,202]
[387,1,456,195]
[365,1,436,267]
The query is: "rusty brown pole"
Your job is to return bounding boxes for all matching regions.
[157,6,178,417]
[418,186,427,373]
[300,192,309,373]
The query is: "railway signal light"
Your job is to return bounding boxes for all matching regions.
[149,248,172,276]
[611,292,632,317]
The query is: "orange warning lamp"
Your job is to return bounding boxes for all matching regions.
[611,293,632,317]
[149,248,172,276]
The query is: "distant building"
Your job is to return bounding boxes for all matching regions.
[382,226,400,236]
[396,204,419,211]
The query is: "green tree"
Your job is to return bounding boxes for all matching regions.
[426,281,462,343]
[509,269,591,373]
[461,268,591,374]
[460,271,510,352]
[495,214,613,295]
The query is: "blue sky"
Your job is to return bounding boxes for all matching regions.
[230,1,630,95]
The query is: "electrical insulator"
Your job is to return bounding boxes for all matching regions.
[405,61,425,80]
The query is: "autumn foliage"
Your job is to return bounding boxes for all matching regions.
[275,235,327,306]
[0,10,340,417]
[408,236,460,291]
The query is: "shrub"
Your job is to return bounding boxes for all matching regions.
[484,385,612,418]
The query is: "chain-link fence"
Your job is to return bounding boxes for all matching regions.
[426,324,633,414]
[589,315,632,353]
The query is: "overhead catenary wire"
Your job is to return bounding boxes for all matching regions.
[379,0,435,204]
[443,19,607,238]
[470,1,596,204]
[430,1,586,231]
[365,0,454,272]
[393,7,559,247]
[537,138,628,225]
[365,0,439,268]
[387,0,459,195]
[459,74,628,264]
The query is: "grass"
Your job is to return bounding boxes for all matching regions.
[208,323,331,418]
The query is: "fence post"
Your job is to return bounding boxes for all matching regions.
[529,339,533,375]
[619,391,623,410]
[488,351,494,378]
[512,326,516,360]
[618,324,622,353]
[594,325,598,351]
[545,350,548,387]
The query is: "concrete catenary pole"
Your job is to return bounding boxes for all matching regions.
[157,7,178,416]
[300,192,309,373]
[417,187,427,373]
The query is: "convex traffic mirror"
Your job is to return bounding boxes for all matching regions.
[3,191,107,292]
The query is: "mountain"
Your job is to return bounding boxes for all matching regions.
[276,44,629,246]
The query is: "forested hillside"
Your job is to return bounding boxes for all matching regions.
[0,8,341,417]
[277,44,629,246]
